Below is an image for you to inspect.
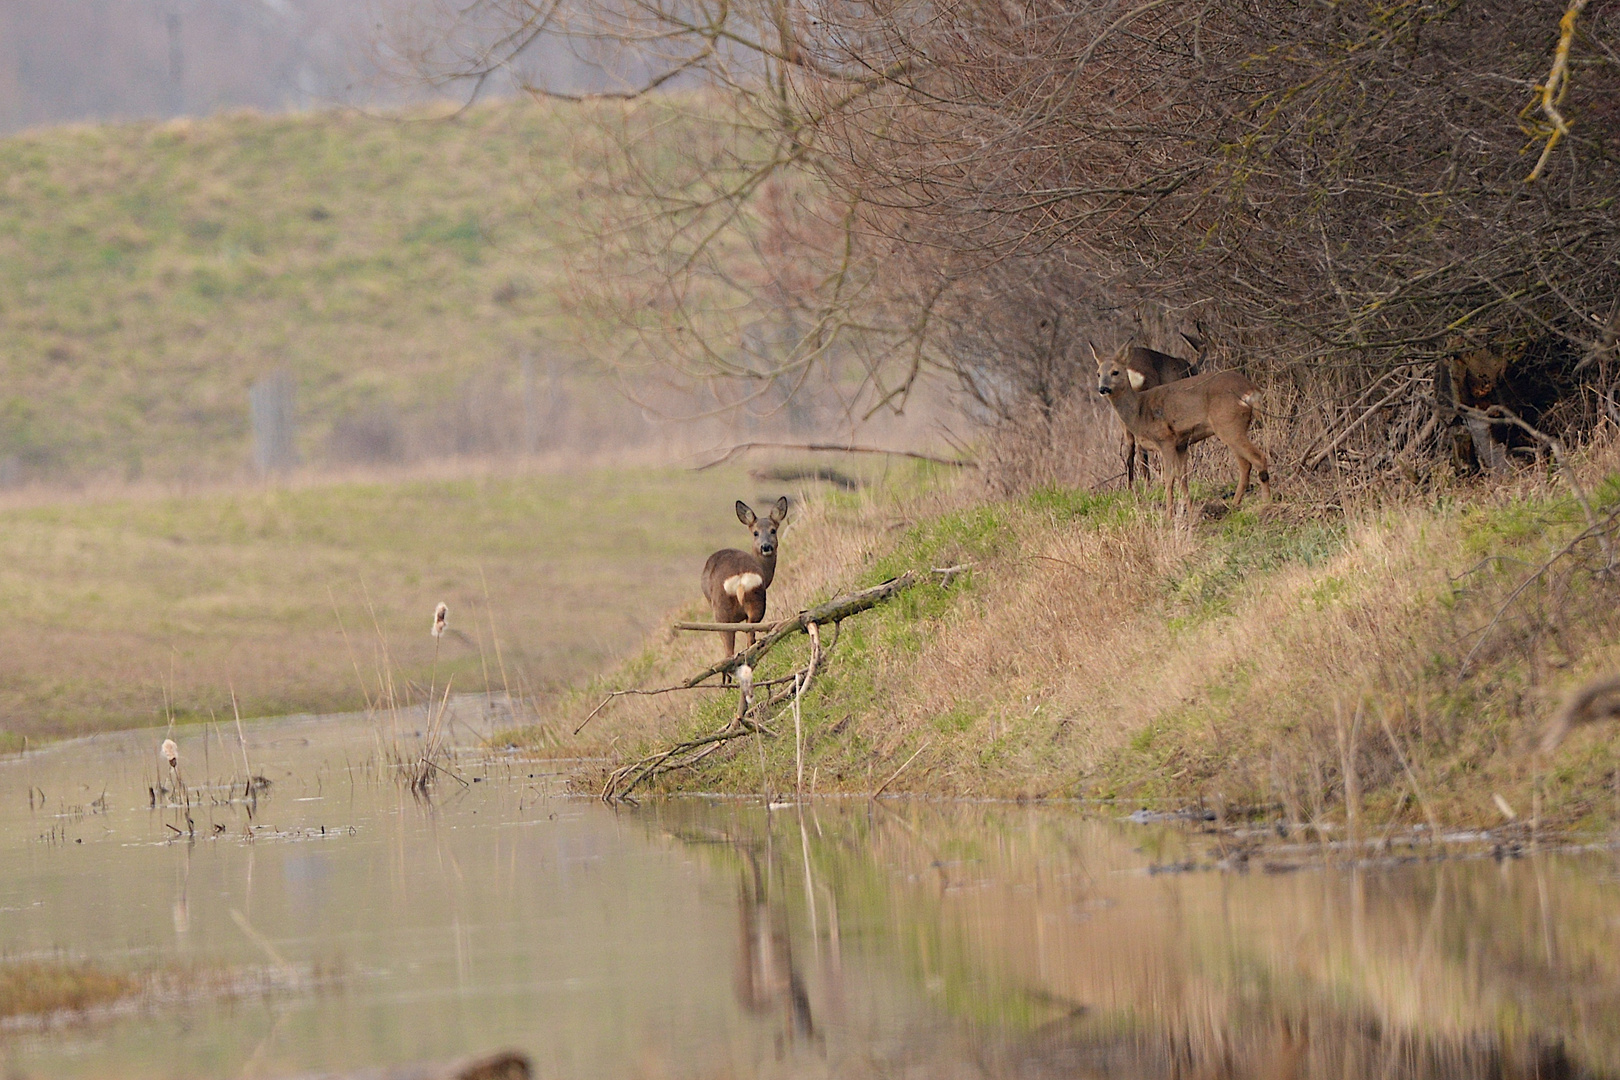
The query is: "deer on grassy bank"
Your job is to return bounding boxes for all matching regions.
[702,496,789,660]
[1118,330,1205,487]
[1092,343,1271,520]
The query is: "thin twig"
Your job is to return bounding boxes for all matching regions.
[873,741,931,799]
[573,683,731,736]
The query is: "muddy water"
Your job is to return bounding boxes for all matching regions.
[3,713,1620,1079]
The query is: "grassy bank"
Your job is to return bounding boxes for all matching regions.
[0,98,667,483]
[546,447,1620,830]
[0,464,755,739]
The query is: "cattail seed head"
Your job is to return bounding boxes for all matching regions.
[161,738,179,769]
[432,602,449,639]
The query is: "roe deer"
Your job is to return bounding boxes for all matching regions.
[1092,343,1271,519]
[1118,329,1205,487]
[701,496,789,659]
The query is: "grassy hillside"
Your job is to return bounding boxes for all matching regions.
[544,449,1620,831]
[0,99,635,482]
[0,464,759,743]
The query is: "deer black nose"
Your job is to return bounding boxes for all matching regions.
[1098,385,1109,396]
[759,543,774,555]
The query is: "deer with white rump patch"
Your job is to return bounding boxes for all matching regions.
[1092,342,1272,519]
[701,496,789,660]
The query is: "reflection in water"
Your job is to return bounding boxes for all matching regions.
[734,846,817,1055]
[651,800,1620,1080]
[0,716,1617,1078]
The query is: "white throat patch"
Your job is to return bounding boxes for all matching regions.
[1126,369,1146,391]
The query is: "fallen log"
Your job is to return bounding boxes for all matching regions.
[598,565,967,801]
[317,1049,531,1080]
[673,619,792,633]
[682,567,965,688]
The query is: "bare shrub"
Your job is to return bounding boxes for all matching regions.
[397,0,1620,476]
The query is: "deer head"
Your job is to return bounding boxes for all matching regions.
[1090,341,1145,396]
[736,496,789,558]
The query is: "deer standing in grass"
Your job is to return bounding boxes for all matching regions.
[702,496,789,660]
[1092,343,1272,519]
[1118,331,1205,488]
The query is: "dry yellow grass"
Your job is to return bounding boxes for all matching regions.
[542,442,1620,830]
[0,463,758,739]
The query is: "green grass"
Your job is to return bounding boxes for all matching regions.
[0,99,652,482]
[567,461,1620,829]
[0,465,752,739]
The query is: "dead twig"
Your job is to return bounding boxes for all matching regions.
[695,442,975,471]
[572,683,730,736]
[873,741,931,798]
[1305,376,1417,471]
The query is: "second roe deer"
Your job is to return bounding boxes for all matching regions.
[1092,343,1271,519]
[1118,329,1205,487]
[701,496,789,659]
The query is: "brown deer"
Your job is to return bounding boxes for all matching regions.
[1092,343,1272,519]
[701,496,789,659]
[1119,329,1205,487]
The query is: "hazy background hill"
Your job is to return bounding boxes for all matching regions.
[0,0,639,133]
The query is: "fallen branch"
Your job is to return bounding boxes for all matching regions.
[873,740,931,798]
[694,442,975,471]
[674,619,793,633]
[751,464,861,490]
[682,568,962,687]
[572,682,729,736]
[599,569,963,800]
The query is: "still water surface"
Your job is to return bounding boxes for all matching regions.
[2,711,1619,1078]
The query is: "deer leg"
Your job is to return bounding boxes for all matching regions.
[1174,445,1193,521]
[1124,432,1137,489]
[721,629,737,661]
[1231,435,1272,504]
[1162,453,1177,520]
[1234,456,1251,508]
[743,592,766,652]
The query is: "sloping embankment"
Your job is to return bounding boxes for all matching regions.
[537,447,1620,830]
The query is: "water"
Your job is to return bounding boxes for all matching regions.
[3,712,1619,1078]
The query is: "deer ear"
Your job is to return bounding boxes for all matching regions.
[736,501,757,526]
[770,495,789,523]
[1086,340,1101,364]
